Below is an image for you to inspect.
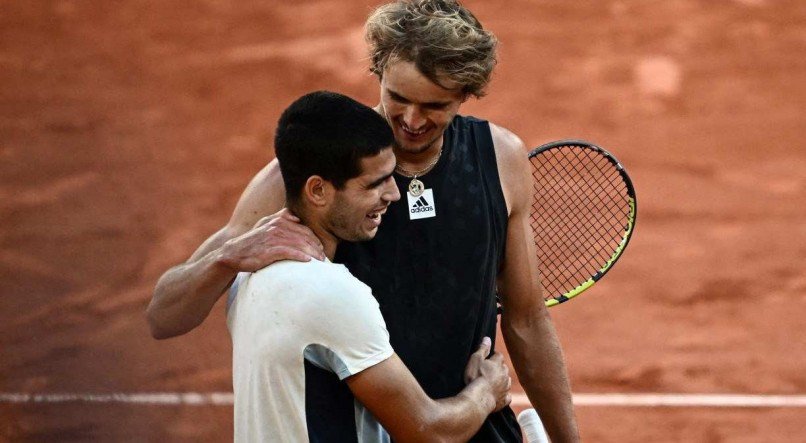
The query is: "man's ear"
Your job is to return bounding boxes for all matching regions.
[302,175,332,207]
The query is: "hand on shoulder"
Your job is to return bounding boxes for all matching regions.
[219,208,325,272]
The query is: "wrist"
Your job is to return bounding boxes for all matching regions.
[212,241,240,272]
[465,377,496,414]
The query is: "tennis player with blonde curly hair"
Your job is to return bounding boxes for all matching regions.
[148,1,579,441]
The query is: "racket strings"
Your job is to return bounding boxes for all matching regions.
[530,146,631,300]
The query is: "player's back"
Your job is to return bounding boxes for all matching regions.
[227,259,392,442]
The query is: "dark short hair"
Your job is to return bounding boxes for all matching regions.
[274,91,394,204]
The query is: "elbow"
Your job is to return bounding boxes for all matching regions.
[500,313,528,338]
[149,325,172,341]
[145,297,185,340]
[502,302,549,331]
[147,278,171,340]
[146,275,196,340]
[145,304,171,340]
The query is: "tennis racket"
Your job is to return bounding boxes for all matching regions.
[529,139,637,307]
[505,140,635,441]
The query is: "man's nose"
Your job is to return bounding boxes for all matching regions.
[385,176,401,202]
[402,106,426,129]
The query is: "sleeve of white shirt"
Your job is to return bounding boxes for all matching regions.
[305,278,394,380]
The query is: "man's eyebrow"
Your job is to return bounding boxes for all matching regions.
[367,171,395,188]
[387,89,409,102]
[388,89,451,108]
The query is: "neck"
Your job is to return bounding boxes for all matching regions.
[394,137,444,172]
[291,206,338,261]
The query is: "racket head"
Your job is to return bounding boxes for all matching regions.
[528,139,637,307]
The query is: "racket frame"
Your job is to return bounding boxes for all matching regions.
[528,139,637,307]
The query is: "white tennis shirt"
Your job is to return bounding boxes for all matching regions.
[227,259,394,442]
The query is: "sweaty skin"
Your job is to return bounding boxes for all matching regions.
[147,60,579,442]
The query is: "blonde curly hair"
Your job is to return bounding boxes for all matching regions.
[365,0,498,98]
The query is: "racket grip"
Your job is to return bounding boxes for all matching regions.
[517,408,550,443]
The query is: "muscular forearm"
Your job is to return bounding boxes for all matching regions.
[432,379,495,442]
[402,379,494,443]
[503,313,580,443]
[353,346,508,443]
[147,248,236,339]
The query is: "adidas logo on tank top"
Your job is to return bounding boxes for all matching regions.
[407,188,436,220]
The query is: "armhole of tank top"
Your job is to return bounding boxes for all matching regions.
[476,120,508,221]
[473,119,509,270]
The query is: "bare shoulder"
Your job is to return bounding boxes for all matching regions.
[488,122,530,215]
[490,123,526,159]
[227,159,287,233]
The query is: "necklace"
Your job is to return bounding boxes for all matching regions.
[395,147,442,197]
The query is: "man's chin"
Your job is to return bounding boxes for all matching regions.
[343,229,378,243]
[394,137,439,155]
[360,229,378,241]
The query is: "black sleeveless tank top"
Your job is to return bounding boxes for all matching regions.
[334,115,521,441]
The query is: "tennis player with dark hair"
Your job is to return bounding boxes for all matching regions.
[229,90,511,442]
[148,1,579,441]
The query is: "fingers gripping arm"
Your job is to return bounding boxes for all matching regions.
[146,161,323,339]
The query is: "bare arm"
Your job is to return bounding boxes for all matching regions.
[146,160,324,339]
[346,339,511,443]
[491,124,580,442]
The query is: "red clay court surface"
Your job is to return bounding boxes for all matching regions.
[1,0,804,441]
